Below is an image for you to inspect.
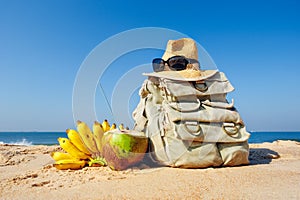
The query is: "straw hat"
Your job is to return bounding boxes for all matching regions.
[144,38,217,81]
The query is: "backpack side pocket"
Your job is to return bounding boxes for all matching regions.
[217,142,249,166]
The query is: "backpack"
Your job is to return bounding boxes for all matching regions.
[132,70,250,168]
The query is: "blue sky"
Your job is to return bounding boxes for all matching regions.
[0,0,299,131]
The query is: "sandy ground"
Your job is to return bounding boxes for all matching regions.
[0,140,299,200]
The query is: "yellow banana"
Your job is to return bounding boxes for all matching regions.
[93,121,104,153]
[118,123,125,130]
[66,129,91,155]
[102,119,110,132]
[76,120,99,155]
[54,159,86,170]
[57,137,90,160]
[110,123,116,130]
[50,152,74,161]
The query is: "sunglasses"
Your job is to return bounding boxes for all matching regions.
[152,56,189,72]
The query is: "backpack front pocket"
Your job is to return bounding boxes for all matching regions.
[172,121,250,143]
[163,100,243,124]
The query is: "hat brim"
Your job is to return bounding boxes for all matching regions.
[143,69,218,81]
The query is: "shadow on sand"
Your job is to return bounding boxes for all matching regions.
[132,148,281,169]
[249,148,280,165]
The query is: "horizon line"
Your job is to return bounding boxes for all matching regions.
[0,130,300,133]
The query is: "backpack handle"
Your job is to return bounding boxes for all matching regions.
[193,81,208,92]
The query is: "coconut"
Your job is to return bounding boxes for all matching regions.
[101,129,148,170]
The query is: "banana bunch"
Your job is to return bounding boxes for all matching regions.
[51,119,123,170]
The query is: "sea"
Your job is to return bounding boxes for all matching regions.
[0,131,299,146]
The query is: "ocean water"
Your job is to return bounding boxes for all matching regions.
[0,131,299,146]
[248,132,300,143]
[0,132,67,146]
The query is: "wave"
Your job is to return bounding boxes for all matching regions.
[0,138,32,146]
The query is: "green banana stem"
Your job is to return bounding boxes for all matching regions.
[88,157,107,167]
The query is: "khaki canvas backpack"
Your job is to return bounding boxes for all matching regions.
[132,38,250,168]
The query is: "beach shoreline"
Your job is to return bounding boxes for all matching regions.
[0,140,299,199]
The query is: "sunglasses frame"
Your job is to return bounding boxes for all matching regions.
[152,56,189,72]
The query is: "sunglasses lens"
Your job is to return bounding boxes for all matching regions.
[168,56,188,71]
[152,58,165,72]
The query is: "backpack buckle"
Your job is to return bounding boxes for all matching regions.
[222,122,240,136]
[183,121,201,136]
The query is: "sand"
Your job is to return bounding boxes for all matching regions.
[0,140,299,200]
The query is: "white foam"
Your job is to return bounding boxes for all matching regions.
[0,138,33,146]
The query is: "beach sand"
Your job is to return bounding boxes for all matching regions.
[0,140,299,199]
